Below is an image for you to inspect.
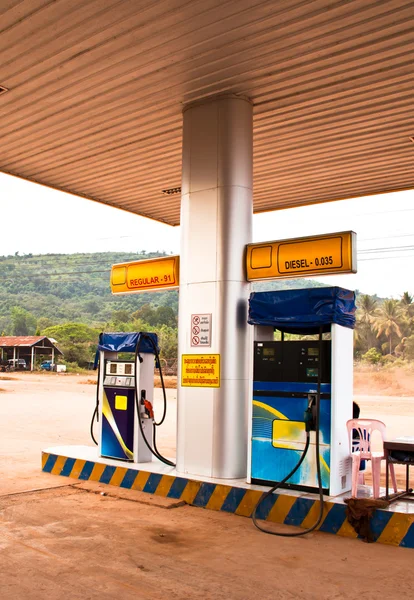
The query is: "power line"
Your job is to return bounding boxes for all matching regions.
[359,232,414,243]
[0,269,110,280]
[359,254,414,262]
[0,253,166,270]
[358,245,414,254]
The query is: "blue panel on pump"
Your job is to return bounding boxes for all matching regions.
[251,391,331,490]
[251,338,332,493]
[101,387,135,461]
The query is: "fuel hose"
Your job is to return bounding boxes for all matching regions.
[134,333,175,467]
[90,356,100,446]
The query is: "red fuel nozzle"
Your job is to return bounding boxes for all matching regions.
[144,399,154,419]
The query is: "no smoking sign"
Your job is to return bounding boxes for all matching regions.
[190,314,212,347]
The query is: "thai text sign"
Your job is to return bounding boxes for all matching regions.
[111,256,179,293]
[246,231,356,281]
[181,354,220,387]
[190,314,212,347]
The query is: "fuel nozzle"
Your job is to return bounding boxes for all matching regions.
[304,394,317,432]
[140,389,154,419]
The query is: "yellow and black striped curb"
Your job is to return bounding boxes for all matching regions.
[42,451,414,548]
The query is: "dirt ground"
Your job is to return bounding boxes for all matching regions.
[0,371,414,599]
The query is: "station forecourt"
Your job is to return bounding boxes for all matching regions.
[1,0,414,577]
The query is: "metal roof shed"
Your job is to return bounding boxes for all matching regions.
[0,336,63,372]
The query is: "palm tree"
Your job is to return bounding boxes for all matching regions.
[357,294,378,324]
[355,294,378,351]
[400,291,414,318]
[373,299,403,355]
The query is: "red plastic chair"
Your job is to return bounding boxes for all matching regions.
[346,419,397,498]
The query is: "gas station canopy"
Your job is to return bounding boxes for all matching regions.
[0,0,413,225]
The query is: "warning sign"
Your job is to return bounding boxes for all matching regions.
[191,314,212,347]
[181,354,220,388]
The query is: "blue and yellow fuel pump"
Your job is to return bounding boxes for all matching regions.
[248,287,356,536]
[90,332,174,466]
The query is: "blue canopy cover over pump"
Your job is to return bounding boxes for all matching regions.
[248,287,356,334]
[94,332,159,368]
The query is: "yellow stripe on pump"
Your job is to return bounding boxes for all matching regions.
[253,400,288,420]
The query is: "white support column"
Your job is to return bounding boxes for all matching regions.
[13,347,16,362]
[52,348,55,365]
[177,95,253,479]
[31,347,34,371]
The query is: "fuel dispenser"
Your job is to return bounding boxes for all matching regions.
[248,287,356,536]
[91,332,174,466]
[252,337,332,491]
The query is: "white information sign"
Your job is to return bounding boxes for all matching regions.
[191,313,212,347]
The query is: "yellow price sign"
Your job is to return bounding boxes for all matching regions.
[246,231,356,281]
[181,354,220,388]
[111,255,179,294]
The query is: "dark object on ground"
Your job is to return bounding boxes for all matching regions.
[353,401,360,419]
[344,497,389,543]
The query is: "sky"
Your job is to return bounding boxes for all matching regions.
[0,172,413,298]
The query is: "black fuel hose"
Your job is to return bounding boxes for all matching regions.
[134,333,175,467]
[252,328,325,537]
[90,406,98,446]
[90,357,101,446]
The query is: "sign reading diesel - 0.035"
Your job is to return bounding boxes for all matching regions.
[246,231,356,281]
[111,256,179,293]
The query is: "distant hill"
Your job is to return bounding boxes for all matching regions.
[0,251,326,333]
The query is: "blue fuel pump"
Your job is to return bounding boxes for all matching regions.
[90,332,174,467]
[248,288,356,537]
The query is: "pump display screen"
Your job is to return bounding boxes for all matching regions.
[110,363,117,374]
[124,364,132,375]
[253,341,331,383]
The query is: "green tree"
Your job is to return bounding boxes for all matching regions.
[358,294,378,325]
[153,306,177,328]
[355,294,378,353]
[37,317,55,333]
[405,335,414,361]
[43,323,100,367]
[373,299,403,355]
[0,316,10,336]
[10,307,37,336]
[400,291,414,315]
[361,347,382,365]
[84,300,101,314]
[132,304,155,324]
[111,309,130,324]
[399,292,414,337]
[157,325,178,360]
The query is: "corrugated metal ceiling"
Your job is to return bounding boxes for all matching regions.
[0,0,413,225]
